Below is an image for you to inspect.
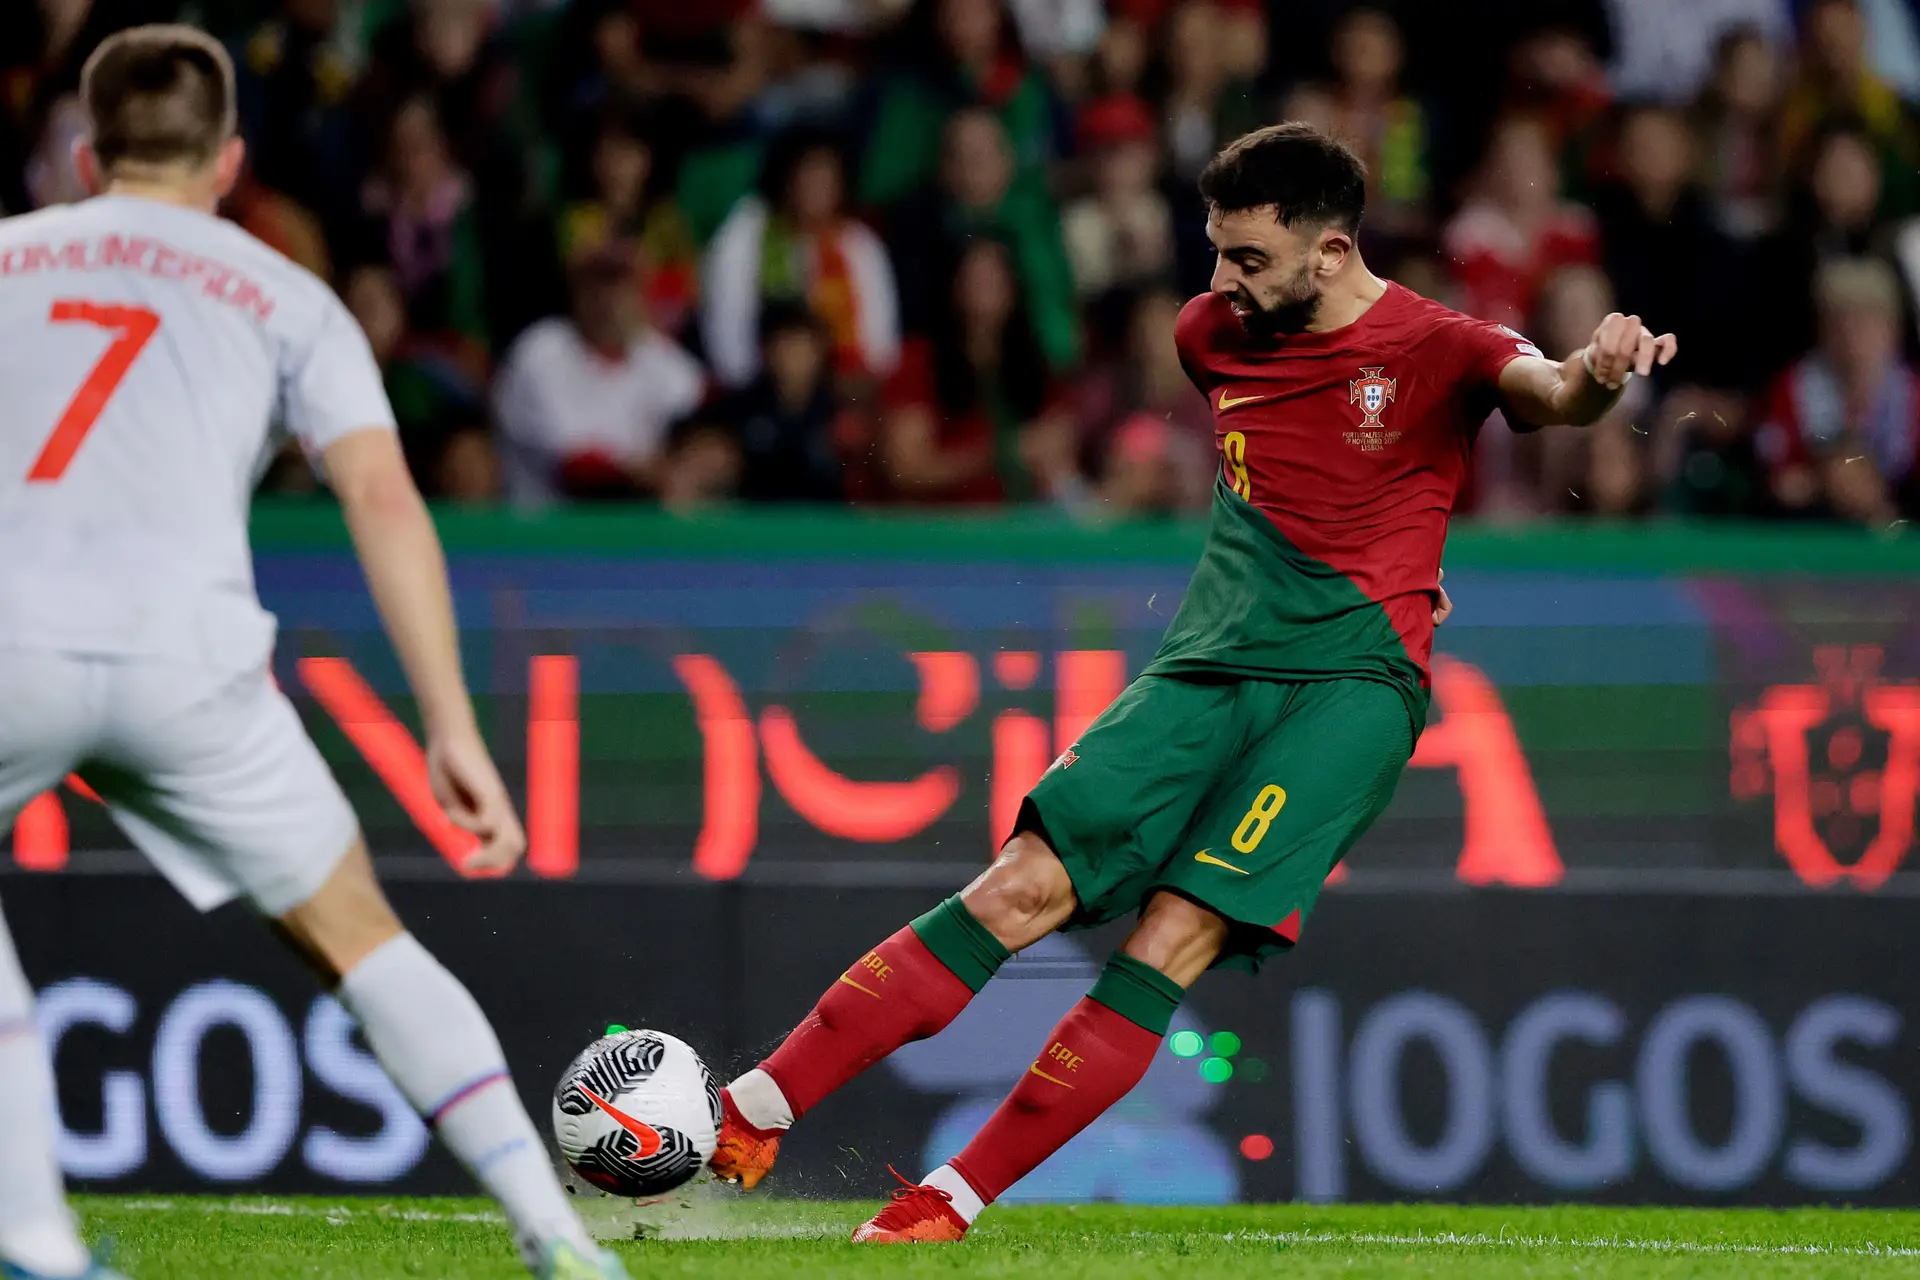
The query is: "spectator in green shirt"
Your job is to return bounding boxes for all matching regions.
[885,107,1082,370]
[857,0,1058,209]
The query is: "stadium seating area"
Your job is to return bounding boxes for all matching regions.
[5,0,1920,523]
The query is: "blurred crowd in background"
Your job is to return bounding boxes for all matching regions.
[6,0,1920,525]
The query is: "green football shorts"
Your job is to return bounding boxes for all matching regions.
[1019,672,1415,971]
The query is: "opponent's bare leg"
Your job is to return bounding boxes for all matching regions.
[713,832,1077,1187]
[855,890,1227,1242]
[0,904,107,1279]
[275,842,605,1275]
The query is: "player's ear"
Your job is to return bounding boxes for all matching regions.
[212,137,247,201]
[1314,226,1355,276]
[72,140,104,196]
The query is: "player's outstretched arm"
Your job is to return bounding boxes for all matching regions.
[323,429,528,874]
[1498,312,1677,430]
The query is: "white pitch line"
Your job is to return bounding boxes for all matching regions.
[1160,1229,1920,1259]
[111,1199,504,1225]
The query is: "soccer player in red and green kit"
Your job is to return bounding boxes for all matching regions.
[706,123,1678,1241]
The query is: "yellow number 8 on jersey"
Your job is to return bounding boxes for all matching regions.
[1223,431,1251,500]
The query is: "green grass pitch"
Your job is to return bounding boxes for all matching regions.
[71,1194,1920,1278]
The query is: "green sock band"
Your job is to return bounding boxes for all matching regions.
[1087,952,1185,1036]
[908,896,1010,994]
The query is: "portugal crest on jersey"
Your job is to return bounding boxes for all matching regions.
[1349,368,1396,427]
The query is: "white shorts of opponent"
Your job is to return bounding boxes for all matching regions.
[0,650,358,915]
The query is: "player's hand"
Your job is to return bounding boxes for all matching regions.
[1434,568,1453,627]
[1580,314,1677,390]
[427,731,527,876]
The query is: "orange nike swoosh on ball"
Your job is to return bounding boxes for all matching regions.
[580,1086,664,1159]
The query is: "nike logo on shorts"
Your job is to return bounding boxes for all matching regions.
[1193,848,1250,874]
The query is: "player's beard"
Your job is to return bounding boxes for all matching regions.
[1236,263,1321,338]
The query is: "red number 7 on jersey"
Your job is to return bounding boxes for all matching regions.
[28,300,162,483]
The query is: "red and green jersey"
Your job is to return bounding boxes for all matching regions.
[1145,283,1540,731]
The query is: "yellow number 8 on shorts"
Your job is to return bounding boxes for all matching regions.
[1231,784,1287,853]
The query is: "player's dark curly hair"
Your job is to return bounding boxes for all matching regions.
[1198,123,1367,233]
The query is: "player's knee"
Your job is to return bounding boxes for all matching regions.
[1121,893,1229,988]
[960,832,1076,950]
[273,839,405,986]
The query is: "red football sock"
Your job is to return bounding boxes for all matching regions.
[760,924,980,1120]
[947,995,1164,1204]
[945,952,1184,1205]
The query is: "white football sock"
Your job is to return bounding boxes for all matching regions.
[726,1068,793,1132]
[338,934,593,1268]
[0,912,92,1278]
[922,1164,986,1224]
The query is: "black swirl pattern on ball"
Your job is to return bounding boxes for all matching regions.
[572,1123,702,1197]
[554,1032,666,1116]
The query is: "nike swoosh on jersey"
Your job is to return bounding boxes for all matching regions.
[580,1086,665,1158]
[1217,391,1274,411]
[1193,849,1250,874]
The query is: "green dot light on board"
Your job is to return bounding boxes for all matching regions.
[1209,1031,1242,1058]
[605,1024,629,1035]
[1241,1057,1270,1083]
[1199,1057,1234,1084]
[1169,1030,1205,1058]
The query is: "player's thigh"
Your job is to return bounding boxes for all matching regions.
[1022,673,1241,927]
[1157,678,1414,971]
[88,660,362,918]
[0,650,96,834]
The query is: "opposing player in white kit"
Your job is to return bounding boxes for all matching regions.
[0,27,626,1280]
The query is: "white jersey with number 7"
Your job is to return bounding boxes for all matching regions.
[0,193,394,673]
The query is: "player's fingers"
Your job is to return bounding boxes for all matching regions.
[426,760,484,832]
[434,772,488,833]
[459,803,520,872]
[461,839,519,875]
[1587,346,1624,389]
[1594,316,1648,388]
[1586,316,1629,386]
[1653,333,1678,365]
[1633,331,1658,378]
[435,778,484,831]
[465,803,526,874]
[1610,315,1643,364]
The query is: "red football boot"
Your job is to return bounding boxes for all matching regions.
[707,1088,783,1189]
[850,1168,971,1244]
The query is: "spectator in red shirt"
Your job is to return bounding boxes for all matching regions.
[1442,112,1599,332]
[1073,288,1215,510]
[880,238,1080,505]
[1757,257,1919,525]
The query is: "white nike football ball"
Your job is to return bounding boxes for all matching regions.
[552,1029,721,1198]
